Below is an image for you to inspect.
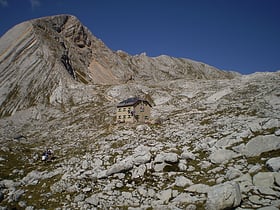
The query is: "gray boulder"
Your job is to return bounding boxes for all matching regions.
[186,184,210,194]
[21,170,41,185]
[225,168,242,180]
[275,173,280,186]
[178,159,187,171]
[156,189,172,203]
[133,145,152,166]
[153,162,167,172]
[154,152,178,164]
[242,135,280,157]
[106,158,134,177]
[206,182,241,210]
[248,121,262,133]
[74,193,85,202]
[175,176,193,188]
[0,179,20,188]
[209,149,239,164]
[81,160,90,169]
[233,173,254,194]
[172,193,200,204]
[181,151,196,160]
[262,119,280,131]
[266,157,280,172]
[131,164,146,179]
[152,152,179,172]
[11,189,25,202]
[85,194,99,206]
[102,146,151,178]
[21,169,62,186]
[136,124,151,132]
[253,172,275,187]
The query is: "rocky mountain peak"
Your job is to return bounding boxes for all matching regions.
[0,14,239,117]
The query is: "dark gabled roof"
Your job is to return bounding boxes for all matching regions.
[117,97,152,108]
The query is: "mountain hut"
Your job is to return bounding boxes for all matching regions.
[116,97,152,123]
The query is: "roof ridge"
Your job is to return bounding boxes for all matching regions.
[117,97,151,108]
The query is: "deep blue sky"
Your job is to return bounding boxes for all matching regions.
[1,0,280,74]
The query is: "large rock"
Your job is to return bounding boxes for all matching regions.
[209,149,239,164]
[81,159,90,169]
[253,172,275,187]
[181,151,196,160]
[85,194,99,206]
[21,169,62,185]
[21,171,41,185]
[262,119,280,131]
[153,162,167,172]
[172,193,200,204]
[206,182,242,210]
[11,189,25,202]
[154,152,178,164]
[175,176,193,188]
[101,146,151,178]
[225,168,242,180]
[133,145,152,166]
[266,157,280,172]
[233,173,254,193]
[242,135,280,157]
[106,158,134,177]
[156,189,172,203]
[0,179,21,188]
[275,173,280,186]
[185,184,210,194]
[131,164,146,179]
[248,120,262,133]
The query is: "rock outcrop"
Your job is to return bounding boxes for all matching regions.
[266,157,280,172]
[206,182,242,210]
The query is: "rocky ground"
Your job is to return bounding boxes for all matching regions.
[0,71,280,209]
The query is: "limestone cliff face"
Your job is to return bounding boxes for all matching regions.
[0,21,59,116]
[0,15,116,116]
[0,14,237,117]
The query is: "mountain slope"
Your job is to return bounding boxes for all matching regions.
[0,14,237,117]
[0,70,279,209]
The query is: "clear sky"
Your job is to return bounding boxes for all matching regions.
[1,0,280,74]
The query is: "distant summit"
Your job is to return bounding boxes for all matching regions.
[0,14,237,116]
